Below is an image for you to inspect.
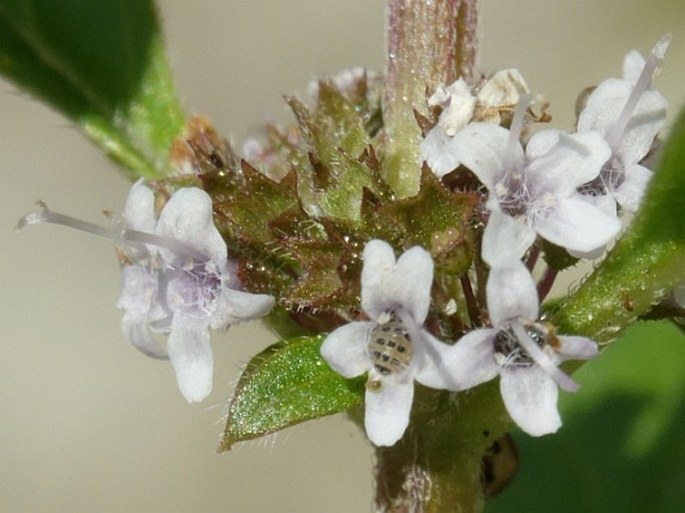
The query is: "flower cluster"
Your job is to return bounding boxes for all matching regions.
[18,36,670,449]
[320,38,669,445]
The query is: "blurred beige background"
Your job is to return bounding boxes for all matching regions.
[1,1,683,512]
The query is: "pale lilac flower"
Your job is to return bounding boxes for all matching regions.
[19,180,275,403]
[121,184,275,403]
[445,263,598,436]
[451,101,620,263]
[320,239,462,446]
[577,36,669,215]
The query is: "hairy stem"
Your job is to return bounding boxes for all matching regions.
[374,384,510,513]
[383,0,479,198]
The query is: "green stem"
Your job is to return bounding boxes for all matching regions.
[374,384,511,513]
[383,0,479,198]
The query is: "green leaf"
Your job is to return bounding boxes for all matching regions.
[219,335,364,451]
[552,105,685,341]
[486,321,685,513]
[0,0,184,179]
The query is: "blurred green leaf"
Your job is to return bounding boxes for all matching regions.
[0,0,184,178]
[487,321,685,513]
[219,335,364,451]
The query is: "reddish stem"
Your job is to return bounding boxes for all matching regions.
[537,266,559,302]
[525,244,540,272]
[460,273,481,326]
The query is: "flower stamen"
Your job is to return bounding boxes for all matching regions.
[17,201,210,262]
[510,322,579,392]
[605,34,670,151]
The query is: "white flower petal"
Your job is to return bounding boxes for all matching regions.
[486,263,538,327]
[554,335,598,363]
[615,163,652,212]
[448,123,515,190]
[123,179,157,233]
[365,376,414,446]
[577,78,632,137]
[361,239,397,319]
[412,331,473,391]
[579,193,618,220]
[420,127,461,177]
[500,366,561,437]
[122,319,167,359]
[578,76,666,168]
[623,50,646,86]
[525,131,611,195]
[117,265,166,358]
[361,241,433,324]
[390,246,434,324]
[121,314,164,360]
[534,195,621,254]
[156,188,227,266]
[482,208,536,266]
[439,329,501,390]
[615,89,667,167]
[167,315,214,403]
[210,287,275,328]
[320,322,372,379]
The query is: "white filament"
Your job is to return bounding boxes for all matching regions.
[605,34,671,151]
[511,322,580,393]
[17,201,210,262]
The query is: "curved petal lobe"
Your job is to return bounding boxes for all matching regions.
[365,377,414,446]
[500,367,561,437]
[167,315,214,403]
[320,322,372,379]
[486,263,539,326]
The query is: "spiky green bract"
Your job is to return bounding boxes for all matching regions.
[551,105,685,342]
[164,75,477,326]
[219,335,364,451]
[378,168,477,275]
[284,80,382,222]
[0,0,184,179]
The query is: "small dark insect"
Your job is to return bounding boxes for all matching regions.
[368,312,413,376]
[481,432,519,498]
